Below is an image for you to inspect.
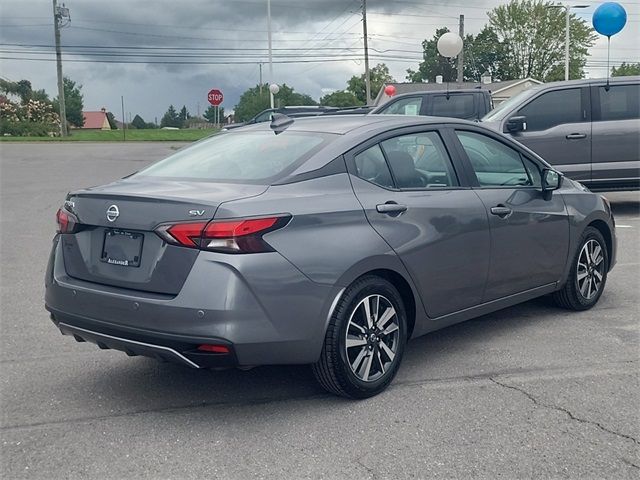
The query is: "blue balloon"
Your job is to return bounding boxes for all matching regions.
[593,2,627,37]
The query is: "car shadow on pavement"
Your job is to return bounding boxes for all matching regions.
[76,295,564,409]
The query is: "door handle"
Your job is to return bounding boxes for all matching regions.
[490,205,512,218]
[566,133,587,139]
[376,202,407,215]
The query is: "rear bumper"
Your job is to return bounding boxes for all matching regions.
[45,237,339,366]
[50,313,238,368]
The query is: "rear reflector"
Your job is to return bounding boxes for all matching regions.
[155,216,289,254]
[197,344,230,354]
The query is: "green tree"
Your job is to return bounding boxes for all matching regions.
[160,105,180,128]
[320,90,360,107]
[179,105,190,126]
[131,114,147,129]
[203,105,225,123]
[612,62,640,77]
[234,84,316,122]
[347,63,395,104]
[106,111,118,129]
[15,80,33,104]
[488,0,596,81]
[53,77,84,127]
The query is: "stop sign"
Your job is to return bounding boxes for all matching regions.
[207,89,223,106]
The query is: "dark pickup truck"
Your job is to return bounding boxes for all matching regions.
[370,89,493,121]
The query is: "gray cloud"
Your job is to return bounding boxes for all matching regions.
[1,0,637,121]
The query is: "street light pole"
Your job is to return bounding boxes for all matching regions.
[267,0,274,108]
[549,4,589,81]
[564,6,571,81]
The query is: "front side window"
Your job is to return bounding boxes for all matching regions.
[431,94,475,118]
[456,131,538,187]
[379,97,423,115]
[516,88,583,131]
[136,131,333,183]
[381,132,458,189]
[598,84,640,121]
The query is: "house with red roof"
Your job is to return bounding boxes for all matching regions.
[81,108,111,130]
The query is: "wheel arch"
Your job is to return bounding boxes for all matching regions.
[334,256,423,340]
[587,219,613,270]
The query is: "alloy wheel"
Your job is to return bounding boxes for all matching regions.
[576,239,605,300]
[345,294,400,382]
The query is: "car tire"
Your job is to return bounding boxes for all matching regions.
[553,226,609,311]
[312,275,408,399]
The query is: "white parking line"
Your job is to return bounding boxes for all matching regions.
[616,225,633,228]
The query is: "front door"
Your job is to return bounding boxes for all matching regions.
[347,129,490,318]
[454,129,570,301]
[508,86,592,183]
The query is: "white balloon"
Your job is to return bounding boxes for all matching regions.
[269,83,280,95]
[437,32,463,58]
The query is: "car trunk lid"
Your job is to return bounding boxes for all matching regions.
[61,178,267,295]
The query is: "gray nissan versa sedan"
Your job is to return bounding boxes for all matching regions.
[45,115,616,398]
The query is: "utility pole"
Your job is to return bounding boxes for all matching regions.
[457,14,465,83]
[52,0,69,136]
[259,62,263,95]
[362,0,371,105]
[267,0,274,108]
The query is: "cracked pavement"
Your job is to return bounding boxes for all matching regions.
[1,143,638,479]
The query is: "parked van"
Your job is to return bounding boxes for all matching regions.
[483,76,640,191]
[371,89,493,121]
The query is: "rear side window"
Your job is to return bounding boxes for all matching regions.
[516,88,583,131]
[136,131,333,183]
[456,131,537,187]
[381,132,458,189]
[354,145,394,189]
[598,85,640,121]
[378,97,423,115]
[431,94,475,118]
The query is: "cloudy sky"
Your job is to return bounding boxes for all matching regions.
[1,0,638,121]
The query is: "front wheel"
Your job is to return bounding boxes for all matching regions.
[312,275,407,398]
[553,226,609,310]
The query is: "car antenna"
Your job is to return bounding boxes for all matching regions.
[270,113,294,135]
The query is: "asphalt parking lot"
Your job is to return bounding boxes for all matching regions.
[1,142,638,479]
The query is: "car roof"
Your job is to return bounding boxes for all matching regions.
[527,75,640,93]
[231,114,473,135]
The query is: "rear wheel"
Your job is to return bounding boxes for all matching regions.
[312,275,407,398]
[553,226,608,310]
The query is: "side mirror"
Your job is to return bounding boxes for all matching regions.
[542,169,562,192]
[505,116,527,133]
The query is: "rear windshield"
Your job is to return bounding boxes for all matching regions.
[135,130,335,183]
[431,94,475,118]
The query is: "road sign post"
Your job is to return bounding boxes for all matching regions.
[208,89,223,128]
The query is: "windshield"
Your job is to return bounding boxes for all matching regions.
[482,89,536,122]
[135,130,334,183]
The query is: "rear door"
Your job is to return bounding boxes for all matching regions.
[346,127,490,318]
[506,86,591,182]
[453,129,569,301]
[590,82,640,187]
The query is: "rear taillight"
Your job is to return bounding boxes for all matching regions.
[56,208,78,233]
[155,216,289,254]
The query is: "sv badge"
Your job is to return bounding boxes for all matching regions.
[189,210,205,217]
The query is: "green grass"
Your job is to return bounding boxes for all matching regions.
[0,128,217,142]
